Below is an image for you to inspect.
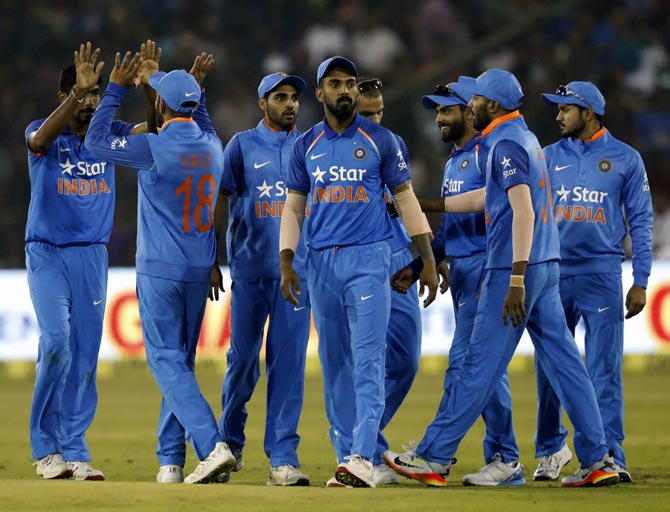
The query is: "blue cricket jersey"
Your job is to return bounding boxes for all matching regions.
[432,134,488,261]
[221,119,306,279]
[25,119,134,245]
[387,134,412,254]
[84,83,224,283]
[544,128,653,287]
[480,112,560,269]
[287,114,410,249]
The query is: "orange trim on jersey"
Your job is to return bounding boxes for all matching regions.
[585,127,606,143]
[160,117,196,130]
[263,118,297,133]
[356,128,381,159]
[305,130,326,155]
[480,110,522,137]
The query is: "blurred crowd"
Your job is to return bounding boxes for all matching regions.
[1,0,668,267]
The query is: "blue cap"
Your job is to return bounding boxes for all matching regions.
[541,81,606,115]
[316,56,357,84]
[471,69,524,110]
[148,70,201,114]
[257,72,307,99]
[422,76,478,109]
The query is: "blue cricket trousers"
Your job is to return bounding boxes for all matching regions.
[26,242,107,462]
[308,241,391,463]
[219,277,310,467]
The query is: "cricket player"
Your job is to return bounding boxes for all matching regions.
[393,76,523,486]
[279,56,438,488]
[384,69,619,489]
[85,51,235,484]
[532,81,653,483]
[210,72,311,486]
[25,42,151,481]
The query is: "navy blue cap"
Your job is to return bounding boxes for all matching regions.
[148,70,201,114]
[257,72,307,99]
[316,56,357,84]
[471,69,524,110]
[422,76,478,109]
[542,81,606,115]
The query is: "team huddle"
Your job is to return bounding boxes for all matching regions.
[24,40,653,488]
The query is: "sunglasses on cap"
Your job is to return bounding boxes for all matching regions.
[555,85,592,109]
[433,84,468,104]
[357,78,383,94]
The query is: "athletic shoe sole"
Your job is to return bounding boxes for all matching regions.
[561,470,620,487]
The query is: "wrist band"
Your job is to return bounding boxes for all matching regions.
[509,275,525,287]
[71,86,84,103]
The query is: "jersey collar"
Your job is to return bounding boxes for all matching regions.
[257,119,297,143]
[323,113,361,140]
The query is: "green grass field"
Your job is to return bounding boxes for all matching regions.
[1,357,670,511]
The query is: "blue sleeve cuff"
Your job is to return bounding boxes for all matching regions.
[106,82,129,97]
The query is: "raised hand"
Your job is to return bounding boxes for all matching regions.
[109,51,142,89]
[136,39,162,87]
[74,41,104,92]
[189,52,215,85]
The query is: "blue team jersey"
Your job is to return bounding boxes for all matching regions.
[84,83,224,283]
[221,119,306,279]
[287,114,410,249]
[480,112,560,269]
[386,134,412,254]
[25,118,134,245]
[432,135,487,259]
[544,128,653,287]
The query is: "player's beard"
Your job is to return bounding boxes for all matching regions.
[76,107,96,125]
[560,117,586,138]
[440,117,466,143]
[325,96,355,122]
[471,104,490,132]
[268,107,296,131]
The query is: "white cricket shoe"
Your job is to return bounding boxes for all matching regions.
[335,454,376,488]
[325,476,351,488]
[533,444,572,481]
[560,450,619,487]
[266,464,310,486]
[373,463,400,485]
[156,464,184,483]
[613,462,632,483]
[67,461,105,481]
[211,446,243,483]
[35,454,73,480]
[383,444,455,487]
[184,442,236,484]
[462,453,525,486]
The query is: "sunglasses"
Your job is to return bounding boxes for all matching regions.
[433,83,468,103]
[555,85,592,108]
[357,78,383,94]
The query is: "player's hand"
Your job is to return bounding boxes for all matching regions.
[391,265,416,294]
[418,265,438,307]
[625,285,646,319]
[280,266,301,306]
[437,261,450,294]
[74,41,104,92]
[109,51,142,88]
[136,38,161,87]
[209,265,225,301]
[503,286,526,328]
[190,52,214,85]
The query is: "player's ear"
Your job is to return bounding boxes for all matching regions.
[57,91,68,103]
[258,97,267,112]
[315,87,325,103]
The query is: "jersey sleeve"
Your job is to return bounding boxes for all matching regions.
[379,129,411,190]
[287,135,311,193]
[622,151,653,287]
[490,139,530,191]
[84,83,155,169]
[25,119,56,157]
[192,90,219,137]
[220,134,243,194]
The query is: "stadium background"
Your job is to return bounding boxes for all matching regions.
[0,2,669,509]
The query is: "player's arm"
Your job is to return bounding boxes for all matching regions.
[130,39,161,135]
[208,190,230,301]
[622,152,654,319]
[29,42,104,152]
[84,52,155,168]
[279,190,307,306]
[390,179,438,307]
